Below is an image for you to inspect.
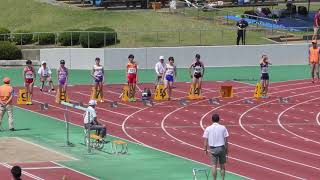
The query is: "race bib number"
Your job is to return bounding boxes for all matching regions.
[128,68,136,74]
[194,66,202,73]
[25,73,33,79]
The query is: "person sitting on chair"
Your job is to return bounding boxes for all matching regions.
[83,100,107,139]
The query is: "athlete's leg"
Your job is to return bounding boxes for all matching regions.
[99,82,104,100]
[264,80,269,96]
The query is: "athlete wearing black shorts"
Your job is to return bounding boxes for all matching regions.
[260,55,271,98]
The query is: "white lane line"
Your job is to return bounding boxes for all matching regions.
[22,166,64,170]
[75,91,143,110]
[316,112,320,126]
[239,89,320,157]
[51,161,98,180]
[42,92,130,117]
[1,163,45,180]
[277,97,320,145]
[32,99,122,127]
[15,137,77,161]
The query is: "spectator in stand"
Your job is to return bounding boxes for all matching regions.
[313,9,320,41]
[11,166,22,180]
[236,15,249,45]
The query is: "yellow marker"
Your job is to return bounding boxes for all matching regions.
[220,86,233,98]
[154,84,168,101]
[188,84,203,100]
[121,85,130,102]
[90,87,102,101]
[17,89,30,105]
[56,89,69,103]
[254,82,262,98]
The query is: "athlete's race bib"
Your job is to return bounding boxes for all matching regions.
[128,68,136,74]
[25,72,34,79]
[194,66,202,73]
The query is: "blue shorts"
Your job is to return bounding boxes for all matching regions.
[95,76,103,83]
[165,75,174,82]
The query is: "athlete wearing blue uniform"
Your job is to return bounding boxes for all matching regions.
[91,57,104,102]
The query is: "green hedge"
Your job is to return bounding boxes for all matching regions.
[0,27,10,41]
[33,33,56,45]
[79,27,119,48]
[58,29,82,46]
[12,30,33,45]
[0,41,22,60]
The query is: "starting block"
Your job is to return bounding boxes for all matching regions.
[279,97,289,104]
[188,84,203,100]
[254,82,262,98]
[111,140,128,155]
[16,89,31,105]
[179,99,188,106]
[143,99,154,107]
[220,86,233,98]
[243,99,254,104]
[40,103,49,110]
[55,90,69,103]
[208,98,220,105]
[110,101,118,108]
[91,87,102,102]
[192,168,209,180]
[120,85,130,102]
[154,84,169,101]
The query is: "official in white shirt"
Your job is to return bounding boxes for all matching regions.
[84,100,107,138]
[203,114,229,180]
[154,56,166,87]
[38,61,55,92]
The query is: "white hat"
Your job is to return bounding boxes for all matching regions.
[41,61,47,65]
[159,56,164,60]
[88,100,97,106]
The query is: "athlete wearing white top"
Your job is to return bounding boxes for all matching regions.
[83,100,106,138]
[93,65,104,83]
[164,63,176,82]
[203,114,229,180]
[91,57,104,102]
[38,66,52,77]
[162,57,176,101]
[38,61,54,92]
[155,56,166,87]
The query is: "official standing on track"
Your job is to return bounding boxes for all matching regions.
[0,77,15,131]
[309,40,320,83]
[203,114,229,180]
[154,55,166,88]
[84,100,107,139]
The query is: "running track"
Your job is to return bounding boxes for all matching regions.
[14,80,320,180]
[0,161,96,180]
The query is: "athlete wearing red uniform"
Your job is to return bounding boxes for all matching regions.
[23,60,36,105]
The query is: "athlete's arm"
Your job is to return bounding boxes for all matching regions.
[201,61,205,76]
[189,63,193,78]
[91,67,95,79]
[22,68,25,80]
[33,68,36,80]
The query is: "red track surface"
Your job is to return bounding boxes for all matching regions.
[14,80,320,180]
[0,161,96,180]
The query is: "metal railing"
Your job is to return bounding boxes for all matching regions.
[0,26,315,48]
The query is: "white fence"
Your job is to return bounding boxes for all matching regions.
[40,44,309,70]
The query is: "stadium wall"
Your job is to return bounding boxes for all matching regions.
[40,44,309,70]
